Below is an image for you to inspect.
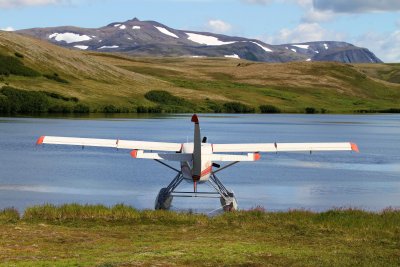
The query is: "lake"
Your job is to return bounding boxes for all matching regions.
[0,114,399,213]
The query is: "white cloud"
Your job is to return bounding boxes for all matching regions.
[242,0,400,12]
[241,0,335,23]
[264,23,344,44]
[302,9,335,22]
[355,31,400,63]
[1,26,15,31]
[206,19,232,33]
[0,0,67,8]
[313,0,400,13]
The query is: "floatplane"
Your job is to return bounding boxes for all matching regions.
[37,114,359,211]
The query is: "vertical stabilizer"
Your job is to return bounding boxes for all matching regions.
[191,114,201,181]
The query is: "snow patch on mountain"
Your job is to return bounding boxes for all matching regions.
[119,25,126,30]
[225,54,240,59]
[99,45,119,49]
[49,33,92,43]
[293,44,309,49]
[114,24,121,27]
[186,32,235,46]
[154,26,179,38]
[291,48,297,53]
[74,45,89,50]
[306,58,311,61]
[132,26,141,30]
[324,43,329,50]
[248,41,272,52]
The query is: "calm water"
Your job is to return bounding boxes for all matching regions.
[0,114,399,213]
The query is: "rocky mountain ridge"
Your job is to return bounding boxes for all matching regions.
[17,18,382,63]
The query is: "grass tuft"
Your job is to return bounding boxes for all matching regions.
[23,203,141,222]
[0,207,20,223]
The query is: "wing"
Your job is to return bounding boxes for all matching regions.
[212,142,359,153]
[36,136,182,152]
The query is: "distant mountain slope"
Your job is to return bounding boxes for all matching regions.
[17,18,382,63]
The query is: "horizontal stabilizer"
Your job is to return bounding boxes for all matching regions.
[131,150,192,161]
[210,153,260,162]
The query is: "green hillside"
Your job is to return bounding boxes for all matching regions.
[1,31,400,114]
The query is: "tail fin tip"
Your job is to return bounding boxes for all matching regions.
[191,114,199,123]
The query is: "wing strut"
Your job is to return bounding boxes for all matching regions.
[212,161,240,174]
[154,159,180,173]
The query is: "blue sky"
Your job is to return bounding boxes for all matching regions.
[1,0,399,62]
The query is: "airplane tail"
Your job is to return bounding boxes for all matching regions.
[191,114,201,181]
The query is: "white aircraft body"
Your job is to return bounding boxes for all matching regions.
[37,114,359,211]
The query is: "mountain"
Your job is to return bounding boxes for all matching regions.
[17,18,382,64]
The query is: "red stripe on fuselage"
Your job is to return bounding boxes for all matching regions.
[200,166,212,177]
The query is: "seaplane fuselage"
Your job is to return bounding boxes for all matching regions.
[180,142,213,182]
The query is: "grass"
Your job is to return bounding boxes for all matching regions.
[0,204,399,266]
[43,73,69,84]
[0,54,40,77]
[1,31,400,114]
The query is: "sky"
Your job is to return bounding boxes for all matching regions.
[0,0,399,62]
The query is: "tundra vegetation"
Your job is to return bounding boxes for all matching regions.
[1,32,400,115]
[0,204,399,266]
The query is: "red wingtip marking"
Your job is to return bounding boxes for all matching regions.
[130,150,138,158]
[254,153,261,161]
[36,136,45,145]
[191,114,199,123]
[351,143,359,153]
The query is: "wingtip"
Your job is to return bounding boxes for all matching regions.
[130,149,138,158]
[191,114,199,124]
[254,152,261,161]
[36,136,45,145]
[351,143,359,153]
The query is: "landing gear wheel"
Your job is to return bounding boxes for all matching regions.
[155,188,173,210]
[220,192,238,212]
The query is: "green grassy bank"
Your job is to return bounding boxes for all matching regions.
[1,204,399,266]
